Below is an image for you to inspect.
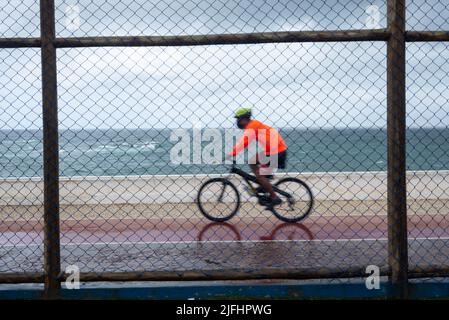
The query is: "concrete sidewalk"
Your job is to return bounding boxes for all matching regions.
[0,197,447,221]
[1,171,448,206]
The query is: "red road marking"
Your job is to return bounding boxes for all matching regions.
[0,214,448,246]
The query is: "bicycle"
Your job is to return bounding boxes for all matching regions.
[196,161,314,223]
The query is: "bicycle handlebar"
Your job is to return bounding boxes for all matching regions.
[227,158,237,172]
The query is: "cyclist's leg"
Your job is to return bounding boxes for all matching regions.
[249,154,278,200]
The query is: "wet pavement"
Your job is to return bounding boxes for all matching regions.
[1,214,448,274]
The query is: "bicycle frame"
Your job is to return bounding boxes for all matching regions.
[229,164,291,199]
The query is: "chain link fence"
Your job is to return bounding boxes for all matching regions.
[0,47,43,275]
[0,0,448,295]
[406,40,449,276]
[55,41,388,277]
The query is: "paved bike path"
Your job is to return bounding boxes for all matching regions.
[1,213,448,245]
[1,213,448,274]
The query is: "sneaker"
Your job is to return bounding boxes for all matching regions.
[259,196,282,208]
[255,186,265,194]
[269,197,282,207]
[258,195,271,206]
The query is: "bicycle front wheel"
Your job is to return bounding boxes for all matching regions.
[271,177,314,223]
[197,178,240,222]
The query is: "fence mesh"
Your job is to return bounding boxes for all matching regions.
[0,48,43,273]
[406,42,449,273]
[0,0,448,285]
[407,0,449,30]
[54,0,386,37]
[0,1,40,38]
[55,42,388,274]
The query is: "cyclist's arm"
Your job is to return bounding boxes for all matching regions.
[229,128,256,157]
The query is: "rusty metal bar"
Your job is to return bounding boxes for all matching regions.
[3,29,449,50]
[0,273,45,284]
[0,29,449,48]
[0,265,446,284]
[2,30,448,50]
[406,31,449,42]
[57,267,449,283]
[40,0,61,298]
[408,269,449,279]
[0,269,373,284]
[0,30,447,50]
[59,268,377,282]
[0,38,41,48]
[53,29,390,48]
[387,0,408,297]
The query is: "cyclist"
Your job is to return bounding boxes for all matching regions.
[227,107,287,207]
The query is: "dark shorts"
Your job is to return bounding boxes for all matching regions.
[256,150,287,169]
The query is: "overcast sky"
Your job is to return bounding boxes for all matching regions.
[0,0,448,130]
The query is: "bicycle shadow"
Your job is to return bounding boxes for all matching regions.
[197,221,314,242]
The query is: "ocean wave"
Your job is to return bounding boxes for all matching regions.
[84,141,159,154]
[2,139,39,145]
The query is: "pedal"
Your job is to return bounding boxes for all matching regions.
[255,186,265,194]
[244,186,256,196]
[258,195,270,206]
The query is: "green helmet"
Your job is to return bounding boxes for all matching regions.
[234,107,252,119]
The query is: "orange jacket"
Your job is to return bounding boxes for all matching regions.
[229,120,287,157]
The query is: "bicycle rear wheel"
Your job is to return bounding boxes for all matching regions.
[271,177,313,222]
[197,178,240,222]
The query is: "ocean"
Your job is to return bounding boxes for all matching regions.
[0,128,448,178]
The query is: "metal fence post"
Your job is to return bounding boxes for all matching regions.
[387,0,408,297]
[40,0,61,298]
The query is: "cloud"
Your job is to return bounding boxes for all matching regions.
[0,0,448,130]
